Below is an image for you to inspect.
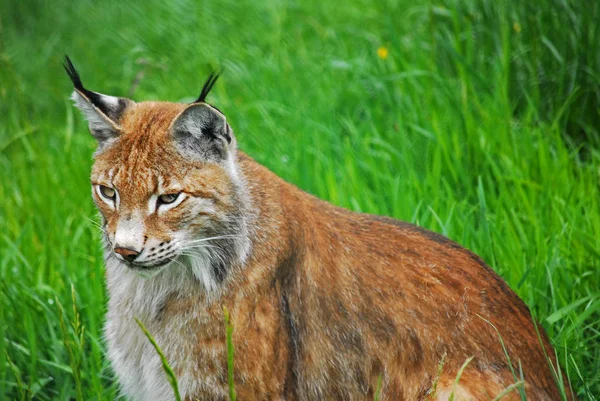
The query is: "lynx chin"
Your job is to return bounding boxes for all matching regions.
[65,56,573,401]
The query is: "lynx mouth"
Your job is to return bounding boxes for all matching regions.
[120,254,179,276]
[127,259,176,278]
[135,257,176,268]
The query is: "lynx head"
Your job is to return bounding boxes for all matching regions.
[65,56,252,290]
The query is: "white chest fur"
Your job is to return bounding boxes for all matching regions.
[104,258,228,401]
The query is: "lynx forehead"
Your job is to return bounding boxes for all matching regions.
[66,56,573,401]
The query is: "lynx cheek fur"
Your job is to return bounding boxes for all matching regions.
[65,57,572,401]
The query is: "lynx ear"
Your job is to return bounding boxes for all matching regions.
[171,102,234,161]
[64,56,132,146]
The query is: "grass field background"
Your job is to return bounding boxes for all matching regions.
[1,0,599,399]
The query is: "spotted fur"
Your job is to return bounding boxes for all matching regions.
[67,59,574,401]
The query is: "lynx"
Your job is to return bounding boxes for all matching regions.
[65,56,572,401]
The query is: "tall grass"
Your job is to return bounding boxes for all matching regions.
[0,0,598,399]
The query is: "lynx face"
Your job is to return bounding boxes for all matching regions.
[91,123,238,277]
[66,59,251,287]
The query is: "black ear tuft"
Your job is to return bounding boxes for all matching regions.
[63,55,99,105]
[64,55,132,124]
[63,55,86,93]
[194,70,221,103]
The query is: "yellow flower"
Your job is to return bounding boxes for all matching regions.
[513,22,521,33]
[377,46,389,60]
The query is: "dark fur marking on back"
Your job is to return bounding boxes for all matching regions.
[274,242,302,399]
[405,328,424,365]
[281,291,300,399]
[368,214,461,249]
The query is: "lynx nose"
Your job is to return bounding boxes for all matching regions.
[114,247,140,262]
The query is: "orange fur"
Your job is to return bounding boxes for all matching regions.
[78,96,573,400]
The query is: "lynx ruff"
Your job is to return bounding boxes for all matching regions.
[65,57,573,401]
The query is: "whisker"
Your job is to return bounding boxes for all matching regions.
[170,257,188,270]
[180,251,219,260]
[182,246,226,263]
[206,247,228,267]
[181,244,224,252]
[83,216,105,232]
[183,234,244,245]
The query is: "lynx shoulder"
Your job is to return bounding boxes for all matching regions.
[65,56,573,401]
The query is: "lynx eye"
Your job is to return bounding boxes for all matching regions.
[98,185,116,201]
[157,193,180,205]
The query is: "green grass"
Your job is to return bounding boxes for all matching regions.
[135,319,182,401]
[0,0,599,399]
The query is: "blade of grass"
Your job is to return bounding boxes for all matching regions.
[373,374,383,401]
[134,318,182,401]
[492,381,526,401]
[55,289,84,401]
[449,356,474,401]
[476,314,527,400]
[223,306,237,401]
[4,350,27,401]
